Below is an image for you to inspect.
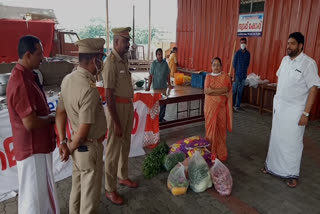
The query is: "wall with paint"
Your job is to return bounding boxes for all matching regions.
[176,0,320,119]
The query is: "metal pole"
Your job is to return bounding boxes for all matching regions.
[106,0,110,54]
[148,0,151,60]
[133,4,135,44]
[250,0,253,13]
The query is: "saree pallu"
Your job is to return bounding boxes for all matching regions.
[204,73,232,161]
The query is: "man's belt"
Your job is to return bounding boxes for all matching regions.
[87,135,105,143]
[70,134,105,144]
[115,96,132,104]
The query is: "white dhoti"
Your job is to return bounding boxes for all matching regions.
[16,153,60,214]
[265,53,320,179]
[265,96,305,178]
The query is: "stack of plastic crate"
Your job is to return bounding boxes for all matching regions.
[191,72,208,88]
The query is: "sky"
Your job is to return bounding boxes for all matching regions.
[0,0,177,35]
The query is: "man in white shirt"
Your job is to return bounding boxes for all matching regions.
[261,32,320,188]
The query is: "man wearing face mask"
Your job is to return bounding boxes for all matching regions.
[261,32,320,188]
[102,27,138,205]
[230,37,250,111]
[55,38,107,213]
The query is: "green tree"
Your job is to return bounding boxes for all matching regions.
[133,26,159,44]
[77,18,159,45]
[78,18,113,43]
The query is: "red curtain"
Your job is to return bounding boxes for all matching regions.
[0,19,55,63]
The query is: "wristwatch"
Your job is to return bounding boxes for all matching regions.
[60,138,68,145]
[303,112,309,117]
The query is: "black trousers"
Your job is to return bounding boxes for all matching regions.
[159,104,167,122]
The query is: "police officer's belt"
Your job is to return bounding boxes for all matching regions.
[87,135,105,143]
[115,96,132,104]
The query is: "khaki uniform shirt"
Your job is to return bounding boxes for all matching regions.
[58,66,107,140]
[102,49,134,98]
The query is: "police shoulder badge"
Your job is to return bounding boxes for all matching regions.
[110,53,115,61]
[89,80,96,88]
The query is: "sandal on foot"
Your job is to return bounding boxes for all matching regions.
[260,167,267,174]
[286,179,298,188]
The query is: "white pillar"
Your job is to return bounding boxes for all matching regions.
[133,4,135,44]
[148,0,151,60]
[106,0,110,54]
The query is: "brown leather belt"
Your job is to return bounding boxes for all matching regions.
[87,135,106,143]
[115,96,132,104]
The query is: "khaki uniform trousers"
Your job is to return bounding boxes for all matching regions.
[105,102,134,192]
[69,140,103,214]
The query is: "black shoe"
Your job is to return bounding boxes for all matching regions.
[159,119,167,123]
[237,107,246,112]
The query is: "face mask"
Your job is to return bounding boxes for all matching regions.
[211,72,221,76]
[240,44,246,50]
[94,58,104,75]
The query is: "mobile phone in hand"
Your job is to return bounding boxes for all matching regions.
[77,145,88,152]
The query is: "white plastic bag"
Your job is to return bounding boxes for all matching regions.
[167,163,189,196]
[210,159,233,196]
[188,151,212,192]
[246,73,260,88]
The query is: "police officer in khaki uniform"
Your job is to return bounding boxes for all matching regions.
[102,27,138,205]
[55,38,107,214]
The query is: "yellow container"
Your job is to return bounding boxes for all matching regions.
[174,73,184,85]
[183,75,191,83]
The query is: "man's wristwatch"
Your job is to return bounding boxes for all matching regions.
[60,138,68,145]
[303,112,310,117]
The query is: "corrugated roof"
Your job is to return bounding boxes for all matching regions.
[0,5,57,22]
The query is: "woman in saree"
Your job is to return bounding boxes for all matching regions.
[204,57,233,162]
[169,47,178,77]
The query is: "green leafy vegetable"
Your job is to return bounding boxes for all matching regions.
[164,152,185,171]
[143,141,170,179]
[189,163,208,186]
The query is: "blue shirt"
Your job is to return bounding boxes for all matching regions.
[150,59,170,89]
[233,49,250,80]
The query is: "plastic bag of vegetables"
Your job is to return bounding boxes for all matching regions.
[210,159,233,196]
[164,152,186,171]
[188,151,212,193]
[167,163,189,196]
[187,147,212,166]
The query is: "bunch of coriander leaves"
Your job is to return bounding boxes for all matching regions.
[142,140,170,179]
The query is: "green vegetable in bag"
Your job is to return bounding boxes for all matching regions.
[188,151,212,192]
[164,152,186,171]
